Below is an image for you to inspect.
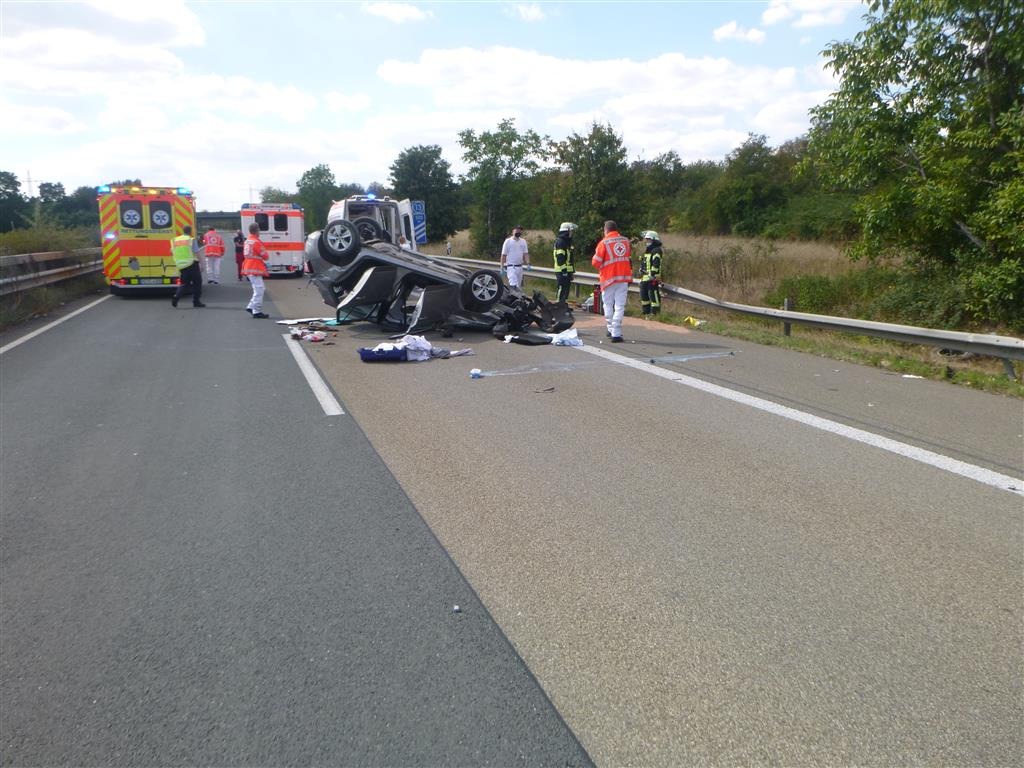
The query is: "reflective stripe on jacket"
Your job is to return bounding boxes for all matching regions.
[591,232,632,290]
[553,234,574,272]
[241,236,269,277]
[640,244,662,281]
[171,235,195,269]
[204,231,225,257]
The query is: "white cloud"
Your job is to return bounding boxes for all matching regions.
[0,101,88,136]
[511,4,546,22]
[82,0,205,46]
[361,2,432,23]
[0,28,185,95]
[713,21,766,44]
[324,91,373,113]
[761,0,858,28]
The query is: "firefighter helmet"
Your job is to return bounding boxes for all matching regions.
[558,222,577,232]
[641,230,659,241]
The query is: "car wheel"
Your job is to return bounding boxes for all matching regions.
[320,219,361,265]
[463,269,504,311]
[352,216,384,242]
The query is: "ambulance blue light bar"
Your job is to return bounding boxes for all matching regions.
[176,187,192,195]
[97,185,111,193]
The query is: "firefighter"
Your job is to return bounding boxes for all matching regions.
[170,225,205,308]
[241,223,270,318]
[639,230,663,316]
[553,222,577,303]
[204,225,225,284]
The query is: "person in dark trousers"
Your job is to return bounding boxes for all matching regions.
[171,225,205,308]
[233,229,245,280]
[553,222,577,303]
[639,230,663,316]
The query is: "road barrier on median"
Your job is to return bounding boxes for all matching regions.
[0,248,103,296]
[441,255,1024,376]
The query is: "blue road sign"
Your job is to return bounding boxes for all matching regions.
[412,200,427,244]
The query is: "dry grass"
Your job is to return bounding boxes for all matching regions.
[427,230,854,305]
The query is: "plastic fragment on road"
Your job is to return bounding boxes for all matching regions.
[901,374,925,379]
[276,317,334,325]
[547,328,583,346]
[682,315,707,328]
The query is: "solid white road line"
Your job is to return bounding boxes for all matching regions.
[282,334,345,416]
[579,344,1023,497]
[0,295,112,356]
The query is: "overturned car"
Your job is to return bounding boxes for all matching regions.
[305,220,574,337]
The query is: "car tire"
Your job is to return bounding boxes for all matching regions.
[463,269,504,311]
[320,219,361,265]
[352,216,384,242]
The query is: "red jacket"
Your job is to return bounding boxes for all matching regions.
[204,230,225,257]
[591,230,632,290]
[241,236,269,277]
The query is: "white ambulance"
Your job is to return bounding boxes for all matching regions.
[239,203,306,276]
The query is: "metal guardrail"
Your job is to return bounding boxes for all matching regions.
[3,247,1021,372]
[442,256,1024,369]
[0,248,103,296]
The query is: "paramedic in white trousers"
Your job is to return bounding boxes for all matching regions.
[203,226,225,283]
[591,220,632,342]
[500,225,530,289]
[241,223,270,318]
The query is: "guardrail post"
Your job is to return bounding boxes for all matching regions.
[783,297,792,337]
[1002,359,1018,381]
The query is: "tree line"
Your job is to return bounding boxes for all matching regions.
[2,1,1019,328]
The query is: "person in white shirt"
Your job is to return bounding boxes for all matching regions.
[500,225,530,289]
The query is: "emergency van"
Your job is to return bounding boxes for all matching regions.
[97,184,197,295]
[239,203,306,276]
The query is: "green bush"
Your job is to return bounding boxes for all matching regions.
[0,225,98,256]
[765,268,898,315]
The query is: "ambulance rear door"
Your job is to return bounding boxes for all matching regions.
[99,186,195,293]
[242,204,306,276]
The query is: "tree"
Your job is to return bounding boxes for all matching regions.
[0,171,29,233]
[630,152,684,231]
[294,165,363,231]
[260,186,297,204]
[550,122,636,252]
[296,164,338,231]
[458,118,547,254]
[806,0,1024,326]
[389,144,459,242]
[700,134,788,236]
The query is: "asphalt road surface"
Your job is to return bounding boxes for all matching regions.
[2,275,1022,767]
[0,282,590,767]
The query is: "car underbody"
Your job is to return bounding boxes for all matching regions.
[305,226,575,338]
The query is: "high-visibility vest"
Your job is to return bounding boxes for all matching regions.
[241,236,269,277]
[591,232,632,290]
[204,231,225,257]
[171,235,195,269]
[640,245,662,281]
[553,235,575,273]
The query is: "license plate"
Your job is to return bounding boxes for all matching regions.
[140,278,166,285]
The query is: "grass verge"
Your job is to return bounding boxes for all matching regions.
[0,274,108,331]
[650,299,1024,399]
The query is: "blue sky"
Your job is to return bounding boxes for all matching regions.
[0,0,869,212]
